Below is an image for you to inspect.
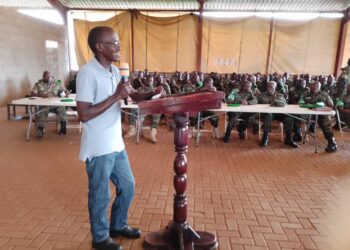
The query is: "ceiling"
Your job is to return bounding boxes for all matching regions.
[0,0,350,12]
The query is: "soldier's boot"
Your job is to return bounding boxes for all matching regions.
[293,129,302,142]
[239,130,245,140]
[238,122,246,140]
[325,136,338,153]
[260,132,269,147]
[213,127,221,139]
[58,121,67,135]
[223,125,233,143]
[125,125,136,138]
[37,126,44,138]
[150,128,157,143]
[284,132,299,148]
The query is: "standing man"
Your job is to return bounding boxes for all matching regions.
[31,71,69,137]
[76,26,161,250]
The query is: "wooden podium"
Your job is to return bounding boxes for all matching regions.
[138,91,223,250]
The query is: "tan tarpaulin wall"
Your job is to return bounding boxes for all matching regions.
[270,18,340,75]
[133,13,197,72]
[74,11,132,67]
[201,16,270,74]
[74,13,340,75]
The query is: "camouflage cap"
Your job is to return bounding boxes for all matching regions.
[273,99,286,107]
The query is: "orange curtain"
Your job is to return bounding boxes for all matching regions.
[201,16,270,74]
[73,12,341,75]
[270,18,340,75]
[133,13,197,72]
[74,12,132,67]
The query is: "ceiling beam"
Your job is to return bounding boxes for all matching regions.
[47,0,69,24]
[196,0,205,72]
[68,8,198,12]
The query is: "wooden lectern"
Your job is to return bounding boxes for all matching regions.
[138,91,223,250]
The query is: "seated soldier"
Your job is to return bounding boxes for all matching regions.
[124,75,165,143]
[302,81,337,153]
[223,80,257,142]
[258,81,298,148]
[289,78,310,142]
[132,71,145,90]
[188,78,221,139]
[169,76,181,95]
[31,71,69,138]
[338,84,350,131]
[276,76,289,100]
[322,74,336,95]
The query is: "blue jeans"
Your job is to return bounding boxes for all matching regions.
[86,150,135,243]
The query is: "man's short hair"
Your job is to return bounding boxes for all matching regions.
[88,26,113,54]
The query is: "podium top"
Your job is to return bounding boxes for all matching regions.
[138,91,224,115]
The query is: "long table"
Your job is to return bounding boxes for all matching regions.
[196,103,340,152]
[11,96,140,142]
[11,97,342,152]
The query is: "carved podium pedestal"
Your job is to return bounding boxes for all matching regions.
[138,91,223,250]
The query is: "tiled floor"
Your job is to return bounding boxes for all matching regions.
[1,107,350,250]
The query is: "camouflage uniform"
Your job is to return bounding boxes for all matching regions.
[181,82,196,93]
[276,82,289,100]
[157,82,171,96]
[322,83,336,95]
[31,79,67,129]
[288,86,310,141]
[220,78,231,95]
[333,67,350,99]
[129,85,161,129]
[132,78,143,90]
[223,89,257,142]
[302,91,337,152]
[258,92,296,147]
[338,93,350,128]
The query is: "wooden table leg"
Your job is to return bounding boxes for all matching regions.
[144,112,218,250]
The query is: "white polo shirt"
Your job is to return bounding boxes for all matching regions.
[76,57,124,161]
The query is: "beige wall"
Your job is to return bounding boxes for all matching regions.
[0,7,69,106]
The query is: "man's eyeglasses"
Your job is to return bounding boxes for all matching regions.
[100,41,120,47]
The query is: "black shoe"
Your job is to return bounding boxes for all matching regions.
[37,126,44,138]
[325,137,338,153]
[110,226,141,239]
[239,131,245,140]
[261,134,268,147]
[92,238,122,250]
[58,121,67,135]
[284,139,299,148]
[293,133,302,142]
[223,129,232,143]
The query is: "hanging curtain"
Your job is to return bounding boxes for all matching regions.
[201,16,270,73]
[270,18,340,75]
[73,11,132,67]
[133,12,197,72]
